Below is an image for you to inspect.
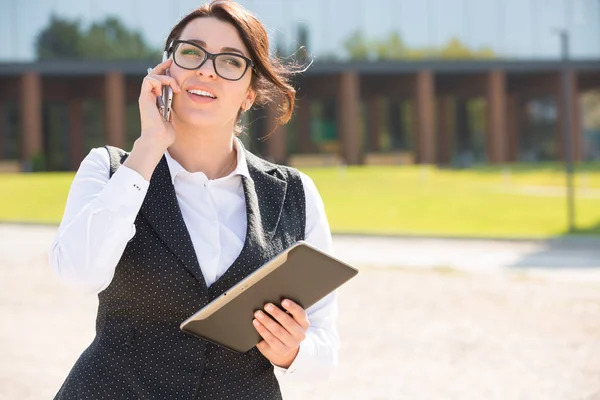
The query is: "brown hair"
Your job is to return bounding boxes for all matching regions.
[165,0,299,136]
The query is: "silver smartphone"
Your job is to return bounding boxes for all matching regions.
[161,78,173,122]
[161,52,174,122]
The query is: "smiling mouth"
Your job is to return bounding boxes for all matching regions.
[186,89,217,99]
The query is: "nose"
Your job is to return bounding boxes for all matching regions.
[195,58,217,79]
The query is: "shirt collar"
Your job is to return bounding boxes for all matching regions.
[164,137,251,185]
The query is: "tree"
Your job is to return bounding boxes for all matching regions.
[342,31,496,61]
[80,17,161,60]
[343,30,372,60]
[438,37,494,60]
[35,15,160,60]
[35,14,83,60]
[375,32,408,60]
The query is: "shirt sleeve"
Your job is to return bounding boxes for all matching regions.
[273,171,339,380]
[48,147,150,294]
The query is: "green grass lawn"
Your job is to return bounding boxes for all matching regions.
[2,163,600,238]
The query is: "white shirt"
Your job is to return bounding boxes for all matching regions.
[49,139,338,380]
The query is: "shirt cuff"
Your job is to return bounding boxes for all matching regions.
[272,337,312,376]
[96,165,150,217]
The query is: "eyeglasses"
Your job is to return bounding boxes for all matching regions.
[169,40,254,81]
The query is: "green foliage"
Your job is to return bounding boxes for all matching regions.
[35,15,161,60]
[35,14,83,60]
[583,90,600,129]
[80,17,161,60]
[438,37,495,60]
[344,31,497,61]
[375,32,408,60]
[29,152,47,172]
[344,30,373,61]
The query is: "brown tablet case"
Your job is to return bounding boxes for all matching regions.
[179,241,358,353]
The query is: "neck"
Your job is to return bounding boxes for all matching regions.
[168,123,239,180]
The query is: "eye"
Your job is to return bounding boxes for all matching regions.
[224,57,243,67]
[181,48,201,56]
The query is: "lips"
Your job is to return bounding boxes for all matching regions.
[186,87,217,99]
[186,90,217,104]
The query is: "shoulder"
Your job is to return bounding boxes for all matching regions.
[102,146,130,177]
[76,146,130,179]
[244,150,323,203]
[78,147,111,175]
[244,150,301,183]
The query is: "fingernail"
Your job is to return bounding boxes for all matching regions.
[282,300,290,307]
[176,85,181,92]
[265,304,273,312]
[255,311,263,318]
[253,319,259,326]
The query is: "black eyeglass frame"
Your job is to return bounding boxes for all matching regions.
[168,39,255,81]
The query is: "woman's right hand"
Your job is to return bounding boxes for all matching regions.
[139,58,181,150]
[124,58,181,181]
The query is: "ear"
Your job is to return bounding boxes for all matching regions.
[243,88,257,110]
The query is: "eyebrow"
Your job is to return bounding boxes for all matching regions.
[183,39,247,57]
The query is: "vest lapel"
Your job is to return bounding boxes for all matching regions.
[244,151,287,241]
[208,151,288,294]
[140,156,208,290]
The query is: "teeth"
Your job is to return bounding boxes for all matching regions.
[187,89,216,98]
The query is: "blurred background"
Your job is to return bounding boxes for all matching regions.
[1,0,600,237]
[1,1,600,399]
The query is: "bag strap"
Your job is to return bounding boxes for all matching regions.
[103,145,129,179]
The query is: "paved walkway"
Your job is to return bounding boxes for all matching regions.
[3,224,600,273]
[1,224,600,399]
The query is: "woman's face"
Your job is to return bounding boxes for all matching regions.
[169,17,256,133]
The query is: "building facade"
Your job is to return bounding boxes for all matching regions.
[0,59,599,171]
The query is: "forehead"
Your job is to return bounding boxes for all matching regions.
[179,17,248,54]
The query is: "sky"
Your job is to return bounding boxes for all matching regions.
[0,0,598,62]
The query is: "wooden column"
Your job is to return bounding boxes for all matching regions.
[337,72,361,165]
[297,98,312,153]
[69,99,84,169]
[367,97,381,152]
[20,72,43,168]
[265,102,287,164]
[486,70,508,163]
[506,94,519,162]
[104,72,125,148]
[436,96,452,165]
[414,71,436,164]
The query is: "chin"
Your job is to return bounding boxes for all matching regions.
[176,108,215,124]
[175,112,230,132]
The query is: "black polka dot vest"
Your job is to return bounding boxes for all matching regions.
[54,145,306,400]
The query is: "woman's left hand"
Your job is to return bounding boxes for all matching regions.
[253,299,309,369]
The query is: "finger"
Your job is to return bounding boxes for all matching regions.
[281,300,310,330]
[264,303,306,341]
[254,311,294,347]
[146,74,181,93]
[256,339,270,354]
[253,318,287,353]
[148,58,173,76]
[141,76,165,97]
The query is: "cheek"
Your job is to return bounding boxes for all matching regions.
[223,82,251,108]
[169,67,188,87]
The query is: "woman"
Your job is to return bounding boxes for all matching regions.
[49,1,338,398]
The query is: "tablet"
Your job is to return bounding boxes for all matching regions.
[179,241,358,353]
